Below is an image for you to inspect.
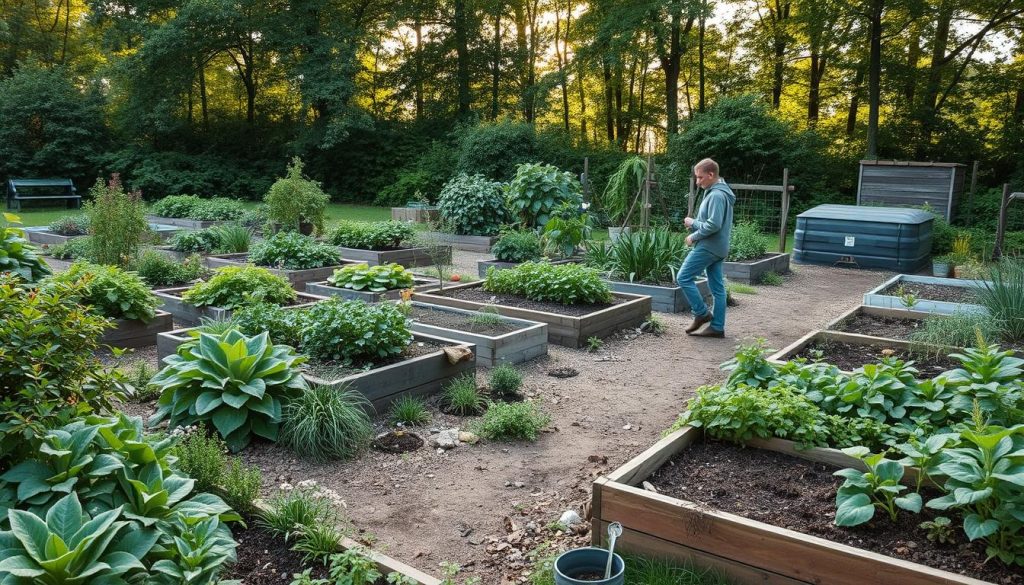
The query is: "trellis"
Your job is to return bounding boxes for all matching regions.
[687,169,795,253]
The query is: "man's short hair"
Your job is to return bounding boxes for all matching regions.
[694,158,719,176]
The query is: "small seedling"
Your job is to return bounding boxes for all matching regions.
[642,314,666,335]
[759,271,784,286]
[919,516,955,544]
[586,336,603,352]
[469,306,504,327]
[899,292,918,309]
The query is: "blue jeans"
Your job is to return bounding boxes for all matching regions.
[676,247,727,332]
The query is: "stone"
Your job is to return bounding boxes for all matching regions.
[458,431,479,444]
[430,429,460,450]
[559,510,583,527]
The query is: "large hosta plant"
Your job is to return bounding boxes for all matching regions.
[1,212,51,283]
[150,329,308,451]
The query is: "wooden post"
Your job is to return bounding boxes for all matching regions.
[993,183,1010,261]
[642,154,653,228]
[778,168,790,253]
[969,160,979,197]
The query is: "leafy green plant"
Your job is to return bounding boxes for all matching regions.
[150,329,308,451]
[468,306,504,327]
[593,228,687,284]
[1,212,52,283]
[727,222,770,262]
[491,230,542,263]
[189,198,247,221]
[134,250,206,288]
[209,223,253,253]
[230,301,305,347]
[643,314,666,335]
[281,383,374,461]
[541,202,591,258]
[920,516,955,544]
[221,458,262,515]
[834,359,917,424]
[833,447,922,526]
[720,338,777,388]
[170,229,223,254]
[436,173,512,236]
[326,548,383,584]
[389,395,432,426]
[895,433,959,492]
[293,522,346,564]
[586,336,603,352]
[477,401,550,441]
[760,270,784,286]
[173,430,227,494]
[387,572,420,585]
[151,514,239,584]
[249,231,342,270]
[123,360,160,402]
[46,236,93,261]
[943,335,1023,423]
[86,174,149,266]
[300,298,413,366]
[328,221,416,250]
[976,259,1024,342]
[601,156,647,223]
[444,374,487,416]
[489,365,523,398]
[182,265,296,309]
[151,195,204,218]
[506,163,583,228]
[484,261,612,305]
[265,157,331,234]
[48,214,90,236]
[48,260,161,321]
[259,488,335,543]
[328,262,415,292]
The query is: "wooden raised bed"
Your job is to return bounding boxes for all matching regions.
[102,310,173,349]
[337,245,450,268]
[412,282,651,348]
[591,426,991,585]
[723,252,791,284]
[305,278,438,303]
[603,278,710,314]
[205,253,356,291]
[391,206,440,224]
[476,258,579,278]
[418,231,497,253]
[25,223,180,245]
[302,332,476,412]
[153,288,325,327]
[408,301,548,367]
[824,304,933,334]
[864,274,987,315]
[145,215,226,230]
[767,328,956,372]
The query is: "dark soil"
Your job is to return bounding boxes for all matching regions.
[831,312,924,340]
[570,570,607,581]
[649,441,1022,585]
[880,281,979,304]
[794,340,958,378]
[372,430,425,453]
[436,285,622,317]
[303,340,443,379]
[410,305,519,336]
[223,525,327,584]
[727,252,780,263]
[547,366,579,378]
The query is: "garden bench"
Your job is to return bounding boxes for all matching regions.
[6,178,80,211]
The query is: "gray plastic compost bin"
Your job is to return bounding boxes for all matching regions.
[793,204,933,272]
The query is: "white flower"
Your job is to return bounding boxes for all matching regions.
[581,202,591,211]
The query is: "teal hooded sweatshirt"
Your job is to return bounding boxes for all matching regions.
[689,180,736,259]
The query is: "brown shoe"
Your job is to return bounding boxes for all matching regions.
[691,327,725,338]
[685,313,712,334]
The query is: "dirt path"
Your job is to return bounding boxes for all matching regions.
[221,257,892,583]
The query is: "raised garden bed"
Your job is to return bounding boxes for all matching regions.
[476,257,579,278]
[24,223,180,245]
[153,288,324,327]
[769,329,958,377]
[101,310,174,349]
[145,215,227,230]
[864,274,987,314]
[338,244,450,268]
[391,206,440,224]
[205,252,356,290]
[305,277,438,302]
[407,301,548,366]
[418,231,498,253]
[825,304,933,341]
[301,332,476,412]
[603,278,710,314]
[591,426,1005,585]
[723,252,790,284]
[412,281,651,348]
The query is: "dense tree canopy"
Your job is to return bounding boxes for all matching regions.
[1,0,1022,203]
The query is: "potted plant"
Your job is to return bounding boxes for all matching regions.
[931,254,953,277]
[264,157,330,235]
[949,233,973,278]
[601,156,647,242]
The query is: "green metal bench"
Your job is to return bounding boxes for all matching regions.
[6,178,80,211]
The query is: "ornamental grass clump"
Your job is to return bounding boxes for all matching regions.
[484,261,612,305]
[327,262,415,292]
[150,329,308,451]
[248,231,342,270]
[976,259,1024,342]
[280,383,374,462]
[48,261,161,322]
[389,395,432,426]
[443,374,487,415]
[589,228,687,284]
[182,265,296,309]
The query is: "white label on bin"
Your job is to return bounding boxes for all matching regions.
[844,236,856,247]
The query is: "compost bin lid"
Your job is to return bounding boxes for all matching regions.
[797,204,935,224]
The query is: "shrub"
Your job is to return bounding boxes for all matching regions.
[265,157,331,234]
[230,301,306,347]
[47,236,94,261]
[281,383,375,461]
[488,365,523,397]
[444,374,487,416]
[47,261,161,322]
[436,173,512,236]
[48,214,90,236]
[328,220,416,250]
[595,227,687,284]
[169,228,222,254]
[0,212,51,283]
[174,430,228,494]
[182,265,296,309]
[389,395,432,426]
[134,249,205,288]
[249,231,342,270]
[506,163,583,228]
[301,298,413,365]
[150,329,308,451]
[0,275,127,467]
[456,120,539,181]
[492,230,542,263]
[727,221,770,262]
[484,261,613,305]
[190,197,246,221]
[151,194,204,218]
[86,174,149,266]
[222,458,263,515]
[376,139,459,206]
[327,263,415,292]
[477,401,550,441]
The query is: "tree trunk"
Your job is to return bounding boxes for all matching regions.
[918,0,954,153]
[808,53,826,125]
[634,62,648,152]
[454,0,472,118]
[615,63,625,146]
[771,0,791,109]
[513,2,530,120]
[554,4,570,131]
[491,11,501,120]
[604,59,615,141]
[865,0,883,159]
[846,60,864,137]
[662,11,682,134]
[578,61,588,142]
[698,3,706,113]
[415,18,425,120]
[904,19,922,103]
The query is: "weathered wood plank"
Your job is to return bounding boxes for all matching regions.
[607,427,700,485]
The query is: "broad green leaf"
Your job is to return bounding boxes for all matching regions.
[9,510,51,562]
[963,514,999,541]
[835,493,874,526]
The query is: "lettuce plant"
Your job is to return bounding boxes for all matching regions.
[150,329,308,451]
[327,263,414,292]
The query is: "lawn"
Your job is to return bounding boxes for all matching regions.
[10,202,392,227]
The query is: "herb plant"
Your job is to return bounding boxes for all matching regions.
[48,260,161,321]
[150,329,308,451]
[920,517,955,544]
[436,173,512,236]
[134,249,206,288]
[258,487,336,543]
[506,163,582,228]
[264,157,330,234]
[477,401,550,441]
[86,174,148,266]
[327,262,415,292]
[489,365,523,397]
[491,230,542,263]
[483,261,612,305]
[249,231,342,270]
[1,212,51,282]
[182,265,296,309]
[727,222,770,262]
[833,447,922,526]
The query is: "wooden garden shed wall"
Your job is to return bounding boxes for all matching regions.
[856,160,965,221]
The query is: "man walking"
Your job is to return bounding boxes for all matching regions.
[677,158,735,338]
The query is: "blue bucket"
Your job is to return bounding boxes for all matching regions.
[553,547,625,585]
